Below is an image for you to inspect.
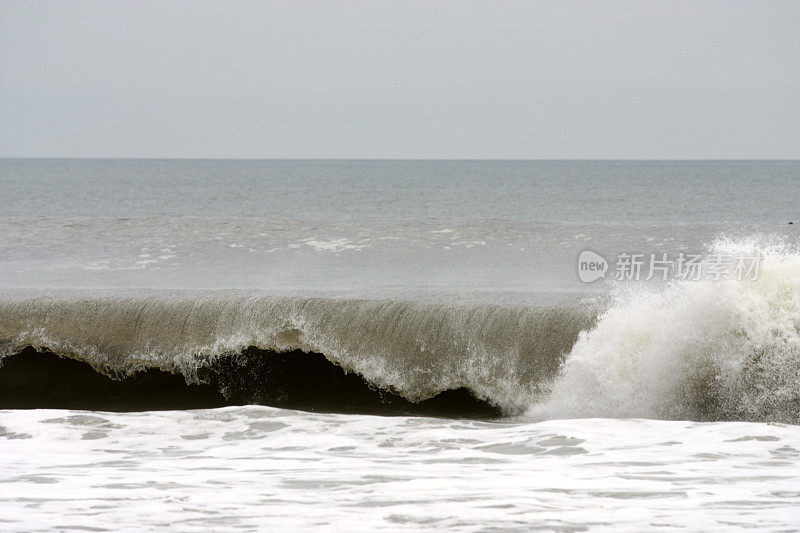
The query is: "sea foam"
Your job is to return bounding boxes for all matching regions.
[530,237,800,423]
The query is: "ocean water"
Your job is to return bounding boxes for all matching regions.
[1,159,799,531]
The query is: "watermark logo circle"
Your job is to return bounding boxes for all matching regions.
[578,250,608,283]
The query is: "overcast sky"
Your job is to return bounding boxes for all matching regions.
[1,0,798,159]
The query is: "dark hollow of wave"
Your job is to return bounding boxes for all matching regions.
[0,346,503,418]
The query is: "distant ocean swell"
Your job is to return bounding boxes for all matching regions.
[1,238,799,423]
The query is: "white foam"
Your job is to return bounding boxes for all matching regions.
[1,407,798,531]
[302,238,369,252]
[531,237,800,423]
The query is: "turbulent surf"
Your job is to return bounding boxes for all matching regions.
[1,238,798,422]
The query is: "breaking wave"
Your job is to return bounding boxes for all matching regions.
[0,295,593,415]
[1,237,799,423]
[530,237,800,424]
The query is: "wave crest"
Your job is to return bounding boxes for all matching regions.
[0,296,593,413]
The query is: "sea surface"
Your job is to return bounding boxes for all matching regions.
[1,159,799,531]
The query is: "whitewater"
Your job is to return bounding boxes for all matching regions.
[2,238,799,422]
[1,159,799,531]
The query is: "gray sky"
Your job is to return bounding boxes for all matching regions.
[1,0,798,159]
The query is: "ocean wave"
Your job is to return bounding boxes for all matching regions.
[0,296,593,414]
[2,237,799,422]
[530,237,800,424]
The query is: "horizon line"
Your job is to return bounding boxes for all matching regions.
[2,157,799,162]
